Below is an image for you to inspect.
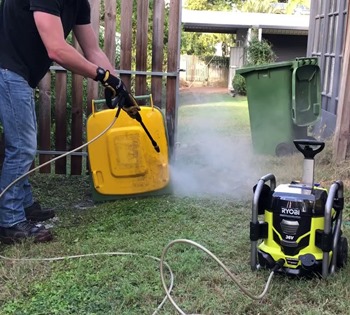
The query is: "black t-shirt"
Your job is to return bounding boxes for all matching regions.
[0,0,91,88]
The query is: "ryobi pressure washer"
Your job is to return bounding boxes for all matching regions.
[250,139,348,277]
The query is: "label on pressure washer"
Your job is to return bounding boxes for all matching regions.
[280,206,301,217]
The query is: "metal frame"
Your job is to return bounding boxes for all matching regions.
[250,174,276,271]
[322,180,344,277]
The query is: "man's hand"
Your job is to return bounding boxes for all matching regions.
[95,67,140,119]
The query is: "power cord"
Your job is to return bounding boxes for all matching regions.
[0,251,174,315]
[0,239,276,315]
[0,109,277,314]
[160,239,276,315]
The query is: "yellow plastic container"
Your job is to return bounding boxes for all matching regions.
[87,95,170,200]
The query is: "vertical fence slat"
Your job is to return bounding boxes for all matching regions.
[38,72,52,173]
[120,0,133,89]
[71,75,83,175]
[87,0,100,117]
[104,0,117,65]
[55,70,67,174]
[135,0,149,99]
[152,0,165,108]
[86,0,101,173]
[166,0,181,155]
[70,37,83,175]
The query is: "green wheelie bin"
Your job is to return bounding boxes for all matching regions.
[236,57,321,156]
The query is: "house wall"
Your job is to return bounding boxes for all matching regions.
[307,0,348,139]
[263,34,308,62]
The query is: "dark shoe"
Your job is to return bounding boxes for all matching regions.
[25,201,55,222]
[0,221,53,244]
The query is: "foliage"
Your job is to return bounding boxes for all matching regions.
[285,0,311,14]
[183,0,238,11]
[236,0,311,14]
[181,32,234,57]
[232,73,247,95]
[181,0,237,57]
[245,36,276,66]
[233,36,276,95]
[237,0,284,13]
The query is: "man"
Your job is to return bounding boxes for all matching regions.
[0,0,139,244]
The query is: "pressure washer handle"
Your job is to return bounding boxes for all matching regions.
[293,139,325,159]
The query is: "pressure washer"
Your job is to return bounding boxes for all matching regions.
[251,139,348,278]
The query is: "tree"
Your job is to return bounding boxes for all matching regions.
[237,0,311,14]
[181,0,239,56]
[285,0,311,14]
[183,0,238,11]
[237,0,284,13]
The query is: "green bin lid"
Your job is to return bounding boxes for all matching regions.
[292,62,321,126]
[236,60,294,76]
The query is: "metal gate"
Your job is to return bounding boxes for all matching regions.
[307,0,348,138]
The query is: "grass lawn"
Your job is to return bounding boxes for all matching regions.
[1,87,350,315]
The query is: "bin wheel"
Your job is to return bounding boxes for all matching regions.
[275,142,295,157]
[336,236,348,269]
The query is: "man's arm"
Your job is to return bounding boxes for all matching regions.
[33,11,99,79]
[72,24,117,75]
[34,11,139,115]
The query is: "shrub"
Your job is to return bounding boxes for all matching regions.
[232,37,276,96]
[232,74,246,96]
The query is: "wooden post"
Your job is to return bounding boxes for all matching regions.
[135,0,149,99]
[166,0,181,157]
[120,0,133,89]
[55,70,67,174]
[38,72,52,173]
[333,1,350,161]
[70,36,83,175]
[152,0,165,108]
[86,0,100,118]
[104,0,117,65]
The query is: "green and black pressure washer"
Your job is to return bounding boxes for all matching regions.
[250,139,348,277]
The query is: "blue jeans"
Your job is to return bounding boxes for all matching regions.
[0,68,37,227]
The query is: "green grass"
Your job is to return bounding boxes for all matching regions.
[1,89,350,315]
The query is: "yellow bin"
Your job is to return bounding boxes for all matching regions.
[87,95,171,201]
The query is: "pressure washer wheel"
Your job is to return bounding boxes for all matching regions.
[275,142,295,157]
[336,236,348,269]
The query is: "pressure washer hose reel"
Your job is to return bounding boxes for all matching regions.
[250,139,348,278]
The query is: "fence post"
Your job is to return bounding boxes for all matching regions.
[38,72,52,173]
[151,0,166,108]
[70,37,84,175]
[55,69,68,174]
[120,0,133,89]
[135,0,149,100]
[166,0,181,157]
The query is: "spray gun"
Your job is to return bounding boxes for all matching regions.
[110,93,160,153]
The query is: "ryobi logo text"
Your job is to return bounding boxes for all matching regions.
[281,201,300,216]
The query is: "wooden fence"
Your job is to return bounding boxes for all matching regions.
[36,0,181,175]
[180,55,229,87]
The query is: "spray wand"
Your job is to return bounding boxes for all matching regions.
[112,94,160,153]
